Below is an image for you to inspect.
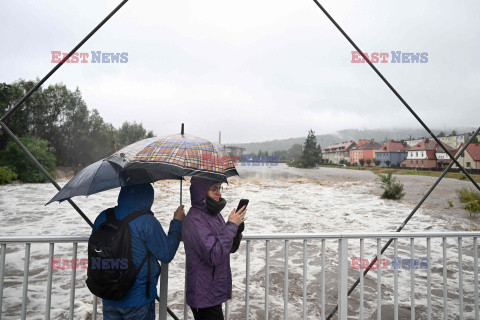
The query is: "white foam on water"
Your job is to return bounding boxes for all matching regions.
[0,164,476,319]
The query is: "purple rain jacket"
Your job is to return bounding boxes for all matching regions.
[182,177,242,309]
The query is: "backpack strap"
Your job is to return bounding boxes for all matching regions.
[122,211,153,224]
[122,210,154,299]
[105,208,116,222]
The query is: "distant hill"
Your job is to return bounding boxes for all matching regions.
[231,127,476,154]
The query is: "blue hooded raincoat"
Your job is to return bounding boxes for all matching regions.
[92,183,182,308]
[182,177,242,309]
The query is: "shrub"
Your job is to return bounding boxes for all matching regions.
[0,167,17,185]
[456,188,480,215]
[457,188,480,203]
[0,136,56,183]
[464,200,480,214]
[376,172,405,200]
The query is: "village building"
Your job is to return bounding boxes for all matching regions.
[453,142,480,170]
[322,140,357,164]
[405,138,424,147]
[349,139,382,166]
[400,139,455,169]
[375,141,409,167]
[438,132,473,149]
[405,132,473,149]
[435,142,457,167]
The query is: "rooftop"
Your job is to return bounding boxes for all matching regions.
[377,141,409,152]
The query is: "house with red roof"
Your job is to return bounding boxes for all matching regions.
[376,141,410,167]
[349,139,382,166]
[435,142,457,167]
[453,142,480,170]
[322,140,357,164]
[399,139,455,168]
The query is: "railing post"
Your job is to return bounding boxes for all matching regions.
[184,266,188,320]
[159,263,169,320]
[21,243,31,320]
[0,244,6,320]
[45,243,54,320]
[338,238,348,320]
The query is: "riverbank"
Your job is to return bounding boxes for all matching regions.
[318,164,480,182]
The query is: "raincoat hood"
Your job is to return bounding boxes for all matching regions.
[116,183,154,218]
[190,177,220,210]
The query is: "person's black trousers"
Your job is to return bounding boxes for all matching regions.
[191,304,224,320]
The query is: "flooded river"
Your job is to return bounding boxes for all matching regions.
[0,164,478,319]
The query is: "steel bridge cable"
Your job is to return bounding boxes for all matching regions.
[325,127,480,319]
[311,0,480,192]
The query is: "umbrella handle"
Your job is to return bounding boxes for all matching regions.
[180,179,183,205]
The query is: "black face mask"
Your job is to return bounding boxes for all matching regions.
[206,196,226,215]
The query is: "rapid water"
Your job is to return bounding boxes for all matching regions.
[0,164,477,319]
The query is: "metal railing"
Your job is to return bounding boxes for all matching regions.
[0,232,479,320]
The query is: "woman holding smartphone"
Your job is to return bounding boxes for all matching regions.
[182,177,247,320]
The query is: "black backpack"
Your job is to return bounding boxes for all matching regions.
[86,208,152,300]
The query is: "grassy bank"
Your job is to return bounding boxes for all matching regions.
[318,165,480,183]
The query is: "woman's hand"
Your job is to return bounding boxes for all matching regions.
[173,205,185,221]
[228,206,247,226]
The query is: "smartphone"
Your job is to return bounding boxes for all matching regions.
[236,199,249,212]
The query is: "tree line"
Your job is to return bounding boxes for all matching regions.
[0,79,154,182]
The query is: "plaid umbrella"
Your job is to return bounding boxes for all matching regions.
[107,133,238,183]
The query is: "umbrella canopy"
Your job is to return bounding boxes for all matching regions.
[107,134,238,183]
[47,159,182,204]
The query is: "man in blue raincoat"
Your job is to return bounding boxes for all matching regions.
[92,183,184,320]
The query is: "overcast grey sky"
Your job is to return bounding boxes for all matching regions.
[1,0,479,143]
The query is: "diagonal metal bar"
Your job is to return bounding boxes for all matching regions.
[0,0,129,123]
[311,0,480,192]
[325,126,480,319]
[0,121,93,227]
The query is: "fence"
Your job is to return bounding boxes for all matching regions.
[0,232,479,320]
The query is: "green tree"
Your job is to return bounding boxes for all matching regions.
[1,79,156,168]
[287,144,303,160]
[0,82,29,149]
[117,121,154,149]
[300,129,321,168]
[0,136,56,183]
[0,167,17,185]
[273,150,288,161]
[359,159,365,167]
